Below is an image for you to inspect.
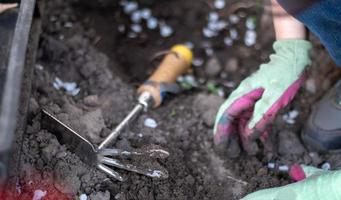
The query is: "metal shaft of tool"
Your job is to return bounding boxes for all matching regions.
[98,92,152,150]
[98,104,143,149]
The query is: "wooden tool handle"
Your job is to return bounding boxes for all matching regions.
[138,45,193,107]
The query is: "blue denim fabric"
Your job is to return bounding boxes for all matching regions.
[279,0,341,66]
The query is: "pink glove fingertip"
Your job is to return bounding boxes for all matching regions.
[289,164,306,181]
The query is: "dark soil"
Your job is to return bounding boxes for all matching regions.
[14,0,341,199]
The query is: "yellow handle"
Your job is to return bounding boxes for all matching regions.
[138,44,193,107]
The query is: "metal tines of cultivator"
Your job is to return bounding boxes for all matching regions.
[97,146,169,181]
[42,110,169,181]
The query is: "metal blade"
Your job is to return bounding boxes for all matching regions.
[41,110,98,165]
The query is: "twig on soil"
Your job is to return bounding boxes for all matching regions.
[223,1,255,16]
[93,36,102,46]
[226,175,248,186]
[204,0,214,9]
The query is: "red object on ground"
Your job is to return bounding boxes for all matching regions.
[0,170,72,200]
[289,164,306,181]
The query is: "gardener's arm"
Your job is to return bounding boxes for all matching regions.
[0,3,18,14]
[272,0,306,40]
[213,0,311,155]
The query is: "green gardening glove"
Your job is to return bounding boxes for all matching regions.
[241,165,341,200]
[213,40,312,155]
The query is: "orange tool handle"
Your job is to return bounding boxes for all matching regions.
[137,44,193,107]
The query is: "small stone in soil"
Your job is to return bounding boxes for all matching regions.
[205,48,214,56]
[131,10,142,23]
[217,88,225,97]
[224,37,233,46]
[29,97,39,114]
[230,28,238,40]
[114,192,126,200]
[244,30,257,46]
[245,16,256,30]
[223,81,236,88]
[238,10,247,18]
[118,25,125,33]
[208,12,219,22]
[41,143,59,163]
[220,72,228,79]
[205,56,222,77]
[321,162,331,171]
[90,191,111,200]
[131,24,142,33]
[49,15,57,22]
[53,77,80,96]
[288,110,299,118]
[282,110,299,124]
[184,75,199,88]
[305,78,316,94]
[33,190,47,200]
[193,58,204,67]
[79,194,87,200]
[198,77,206,84]
[64,22,73,28]
[177,76,184,82]
[194,93,225,126]
[53,162,81,195]
[229,14,240,24]
[52,77,63,90]
[140,8,151,19]
[123,2,138,14]
[267,162,275,169]
[128,31,137,38]
[203,27,217,38]
[278,165,289,172]
[208,20,227,31]
[35,64,44,70]
[147,17,158,29]
[159,23,173,37]
[309,152,322,165]
[79,109,106,143]
[278,130,305,156]
[84,95,99,107]
[184,41,194,49]
[214,0,226,9]
[144,118,157,128]
[224,57,239,72]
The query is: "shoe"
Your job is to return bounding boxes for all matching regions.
[302,80,341,152]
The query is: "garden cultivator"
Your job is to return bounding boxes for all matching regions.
[42,45,193,181]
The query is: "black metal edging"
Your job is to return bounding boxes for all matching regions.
[0,0,36,183]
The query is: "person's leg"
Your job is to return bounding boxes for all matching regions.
[303,80,341,152]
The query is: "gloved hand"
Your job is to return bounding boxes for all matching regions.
[0,3,17,14]
[241,165,341,200]
[213,40,312,155]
